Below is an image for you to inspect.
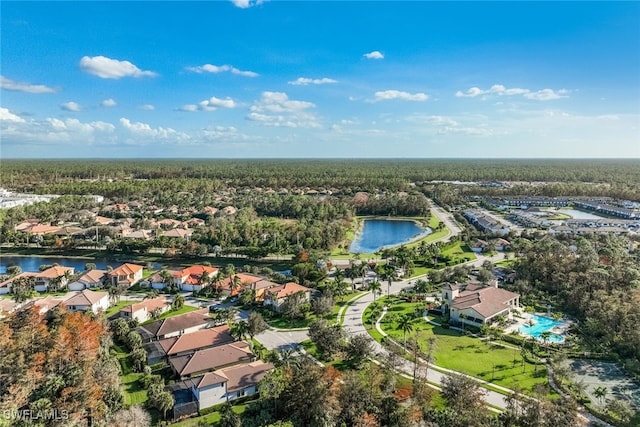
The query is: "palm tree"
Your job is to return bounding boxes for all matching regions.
[231,320,249,341]
[539,331,552,348]
[397,314,415,351]
[380,264,397,298]
[369,304,383,328]
[369,280,382,302]
[594,386,608,406]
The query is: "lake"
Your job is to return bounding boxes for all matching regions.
[0,255,162,274]
[349,219,431,254]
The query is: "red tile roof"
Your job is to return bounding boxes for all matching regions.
[266,282,311,300]
[108,263,144,276]
[36,266,74,279]
[121,296,169,315]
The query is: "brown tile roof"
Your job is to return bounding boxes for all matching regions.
[452,286,519,318]
[170,341,253,377]
[63,289,108,307]
[108,263,144,276]
[252,279,280,291]
[33,295,65,311]
[266,282,311,300]
[139,308,211,338]
[0,272,37,289]
[73,269,106,286]
[37,266,74,279]
[194,371,229,389]
[163,228,193,238]
[217,274,261,295]
[216,360,274,392]
[159,325,234,356]
[121,296,169,314]
[27,224,61,235]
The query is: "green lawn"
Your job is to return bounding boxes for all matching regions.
[139,304,199,324]
[440,241,476,263]
[375,301,550,395]
[103,300,135,318]
[172,403,251,426]
[111,343,148,406]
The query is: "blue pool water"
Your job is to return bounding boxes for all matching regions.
[519,314,565,343]
[349,219,431,254]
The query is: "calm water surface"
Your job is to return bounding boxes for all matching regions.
[349,219,431,253]
[0,255,162,274]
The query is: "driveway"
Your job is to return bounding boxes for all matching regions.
[255,329,309,351]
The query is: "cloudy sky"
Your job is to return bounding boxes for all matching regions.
[1,1,639,158]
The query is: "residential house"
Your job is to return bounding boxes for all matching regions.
[34,266,75,293]
[441,282,520,326]
[469,239,489,253]
[0,272,37,295]
[162,229,193,240]
[120,296,171,323]
[63,289,110,314]
[31,295,65,314]
[137,309,213,342]
[68,269,106,291]
[145,325,234,364]
[173,265,219,292]
[263,282,312,312]
[170,341,254,379]
[217,273,261,297]
[108,263,144,287]
[251,279,281,303]
[189,361,274,410]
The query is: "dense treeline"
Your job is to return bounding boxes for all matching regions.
[509,234,640,373]
[3,159,640,194]
[0,307,123,426]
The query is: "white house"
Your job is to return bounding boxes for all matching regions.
[68,269,106,291]
[190,361,274,411]
[107,263,144,287]
[120,296,171,323]
[34,266,75,293]
[63,289,110,314]
[0,272,36,295]
[173,265,219,292]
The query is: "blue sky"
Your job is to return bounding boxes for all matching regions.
[1,1,639,158]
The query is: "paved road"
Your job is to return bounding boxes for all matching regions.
[255,329,309,351]
[428,199,463,238]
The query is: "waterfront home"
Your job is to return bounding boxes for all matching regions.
[217,273,262,296]
[0,272,36,295]
[107,263,144,287]
[173,265,219,292]
[68,269,107,291]
[34,266,75,292]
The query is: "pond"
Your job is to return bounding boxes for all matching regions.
[0,255,163,274]
[349,219,431,254]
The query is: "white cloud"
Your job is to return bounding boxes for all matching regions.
[138,104,155,111]
[426,115,459,127]
[120,117,190,141]
[60,102,82,112]
[1,76,57,94]
[288,77,338,86]
[247,91,319,128]
[80,56,157,79]
[524,88,569,101]
[230,0,264,8]
[373,90,428,102]
[186,64,259,77]
[456,84,568,101]
[47,118,115,133]
[364,51,384,60]
[180,96,238,112]
[0,107,26,123]
[101,98,117,107]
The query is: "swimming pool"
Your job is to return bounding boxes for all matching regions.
[519,314,565,343]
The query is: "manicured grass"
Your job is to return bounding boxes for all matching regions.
[111,343,148,406]
[440,241,476,263]
[377,302,550,395]
[267,314,315,330]
[495,258,518,268]
[172,404,251,426]
[103,300,134,318]
[155,304,198,320]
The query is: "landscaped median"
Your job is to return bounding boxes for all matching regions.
[362,297,553,397]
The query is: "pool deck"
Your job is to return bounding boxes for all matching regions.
[504,311,571,343]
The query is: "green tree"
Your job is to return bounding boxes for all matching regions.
[172,294,185,311]
[396,313,415,351]
[345,334,373,368]
[247,311,268,340]
[369,280,382,302]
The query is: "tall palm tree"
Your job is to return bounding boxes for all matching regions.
[369,305,383,329]
[380,264,397,298]
[397,314,415,351]
[594,386,608,406]
[368,280,381,303]
[231,320,249,341]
